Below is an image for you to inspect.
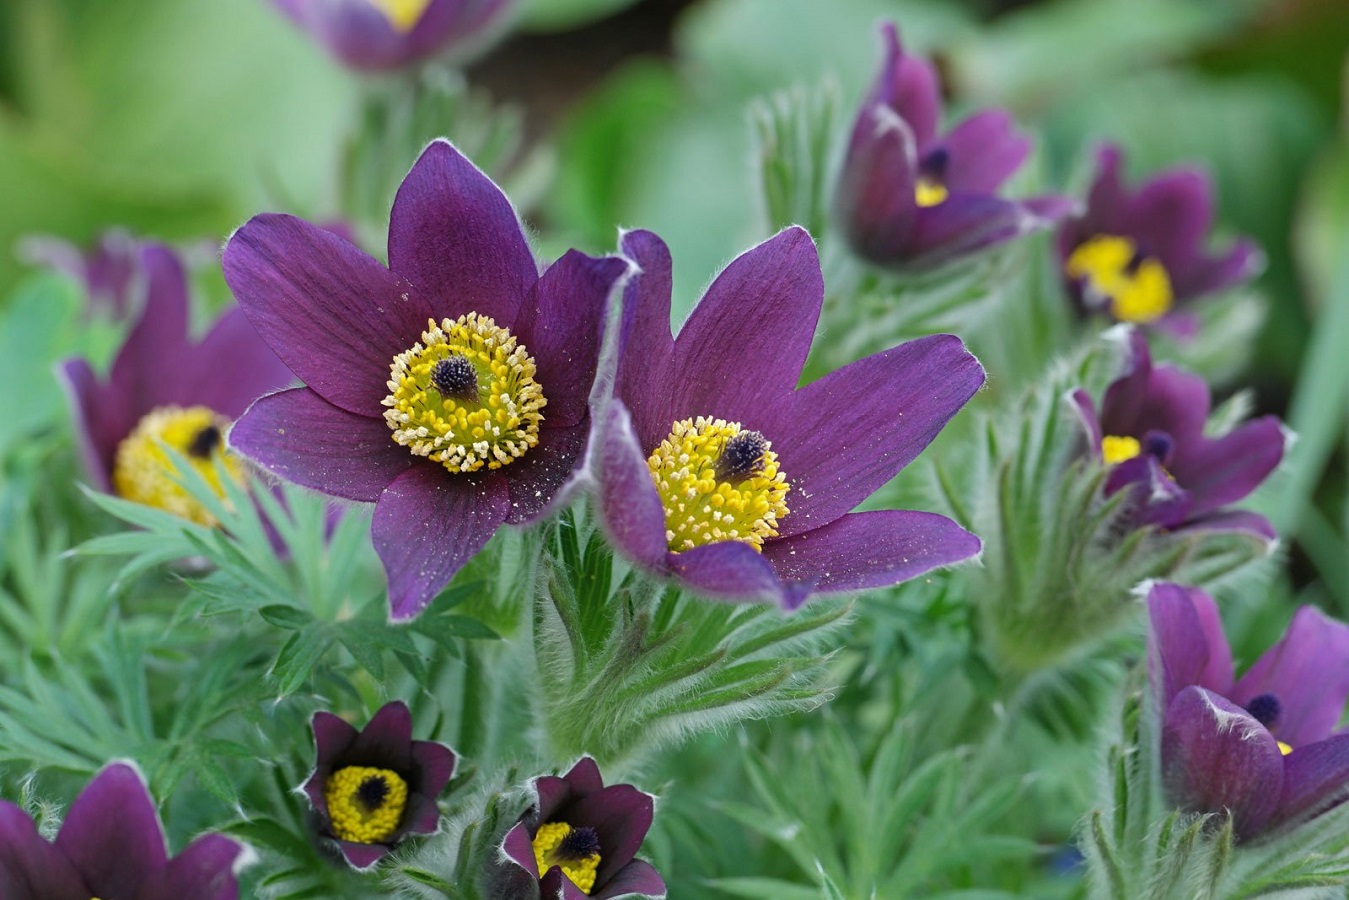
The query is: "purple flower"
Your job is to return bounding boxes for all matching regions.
[1070,330,1284,539]
[271,0,516,72]
[835,22,1072,269]
[1058,145,1261,332]
[226,141,628,621]
[497,757,665,899]
[57,243,295,528]
[0,761,249,899]
[594,227,984,610]
[20,229,140,320]
[1148,582,1349,838]
[303,701,456,869]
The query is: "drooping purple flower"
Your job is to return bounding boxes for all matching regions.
[835,22,1072,270]
[271,0,516,72]
[302,701,455,869]
[594,227,984,610]
[1148,582,1349,839]
[226,140,628,620]
[496,757,665,900]
[1070,329,1285,539]
[0,761,250,899]
[1058,144,1261,333]
[19,229,140,320]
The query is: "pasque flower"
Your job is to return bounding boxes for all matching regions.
[1148,582,1349,838]
[58,243,295,528]
[227,141,627,620]
[1070,329,1285,539]
[595,227,983,609]
[835,22,1072,269]
[0,761,249,898]
[21,228,140,320]
[303,701,456,868]
[497,757,664,899]
[271,0,515,72]
[1058,144,1261,331]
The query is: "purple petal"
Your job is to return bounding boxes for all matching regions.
[1169,416,1284,517]
[108,243,191,414]
[503,421,589,526]
[1124,167,1215,276]
[403,739,456,833]
[1058,144,1128,260]
[1068,388,1103,452]
[615,230,676,450]
[1103,455,1192,531]
[569,784,654,888]
[347,701,415,772]
[1173,509,1276,540]
[1275,735,1349,829]
[305,710,359,811]
[595,403,670,572]
[836,103,919,267]
[223,213,433,416]
[230,387,412,503]
[0,801,90,898]
[594,859,667,899]
[371,464,510,620]
[1103,365,1210,451]
[1172,238,1262,301]
[560,757,605,797]
[56,762,168,897]
[56,357,123,492]
[184,308,296,418]
[899,192,1059,266]
[540,867,591,900]
[500,821,540,877]
[140,834,246,900]
[667,541,806,608]
[936,109,1031,194]
[1146,582,1234,710]
[336,838,390,870]
[870,22,941,150]
[387,141,538,331]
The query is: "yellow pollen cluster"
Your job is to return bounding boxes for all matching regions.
[1066,235,1174,324]
[647,417,790,553]
[532,821,601,895]
[324,766,408,844]
[1101,435,1142,466]
[915,177,948,208]
[367,0,433,32]
[1278,740,1293,756]
[383,314,546,474]
[112,405,241,527]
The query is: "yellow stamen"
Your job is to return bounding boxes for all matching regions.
[646,417,790,553]
[1065,235,1174,324]
[915,177,948,208]
[1278,741,1293,756]
[324,766,409,844]
[532,821,601,895]
[383,314,546,474]
[367,0,433,32]
[111,405,241,527]
[1101,435,1142,466]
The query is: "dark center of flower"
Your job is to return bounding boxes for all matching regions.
[1245,693,1282,728]
[1141,431,1174,463]
[357,774,391,810]
[919,147,950,180]
[186,423,223,459]
[714,430,769,482]
[430,352,479,399]
[531,821,603,894]
[915,147,950,208]
[556,825,602,861]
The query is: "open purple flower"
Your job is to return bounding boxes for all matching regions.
[303,700,456,869]
[1148,582,1349,838]
[1070,330,1285,539]
[272,0,515,72]
[497,757,664,899]
[226,141,627,620]
[20,228,140,320]
[0,761,249,899]
[835,22,1072,270]
[1058,144,1261,332]
[57,243,295,528]
[595,227,983,610]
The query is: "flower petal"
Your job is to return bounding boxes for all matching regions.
[108,243,191,414]
[667,541,810,609]
[900,193,1059,266]
[569,784,654,888]
[1169,416,1284,517]
[503,421,589,526]
[1274,734,1349,829]
[1145,582,1234,710]
[540,867,592,900]
[56,356,125,492]
[140,833,247,900]
[1068,387,1103,452]
[1100,341,1209,446]
[500,821,540,877]
[56,762,168,896]
[1124,167,1215,276]
[403,739,457,834]
[0,801,89,898]
[346,701,415,771]
[184,308,296,418]
[595,403,670,572]
[1172,238,1262,301]
[304,710,359,812]
[936,109,1031,194]
[594,859,667,900]
[1173,509,1276,540]
[335,838,390,870]
[835,103,919,266]
[615,230,676,450]
[869,22,940,150]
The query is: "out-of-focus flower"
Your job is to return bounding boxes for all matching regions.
[57,243,295,527]
[19,229,140,320]
[1058,145,1261,332]
[594,227,983,610]
[227,140,628,621]
[1148,582,1349,838]
[0,761,250,899]
[1070,330,1285,539]
[497,757,664,899]
[271,0,515,72]
[835,22,1071,270]
[302,701,455,869]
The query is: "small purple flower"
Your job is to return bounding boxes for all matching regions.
[1058,144,1261,332]
[1148,582,1349,838]
[594,227,984,610]
[272,0,516,72]
[226,141,627,620]
[303,700,456,869]
[19,229,140,320]
[835,22,1072,269]
[1070,330,1285,539]
[57,243,295,528]
[497,757,665,899]
[0,761,250,899]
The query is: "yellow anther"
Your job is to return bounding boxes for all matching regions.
[1278,741,1293,756]
[1101,435,1142,466]
[1065,235,1174,324]
[324,766,408,845]
[367,0,433,32]
[531,821,601,895]
[915,177,948,208]
[383,314,546,474]
[112,405,241,527]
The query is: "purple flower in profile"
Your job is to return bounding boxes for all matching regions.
[1070,330,1285,539]
[57,243,295,528]
[226,141,628,621]
[594,227,983,610]
[835,22,1072,270]
[1058,144,1261,332]
[19,229,140,320]
[303,701,456,869]
[0,761,250,899]
[272,0,516,72]
[1148,582,1349,838]
[497,757,664,899]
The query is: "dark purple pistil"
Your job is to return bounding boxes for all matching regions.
[431,353,479,399]
[1245,693,1282,728]
[357,775,391,810]
[715,430,769,481]
[1142,431,1174,463]
[187,424,222,459]
[556,825,601,861]
[919,146,950,181]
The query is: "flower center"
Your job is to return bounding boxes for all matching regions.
[646,417,790,553]
[1243,693,1292,754]
[367,0,433,32]
[324,766,409,844]
[531,821,602,894]
[111,405,241,527]
[1101,435,1141,466]
[1065,235,1174,324]
[915,147,949,207]
[383,314,546,474]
